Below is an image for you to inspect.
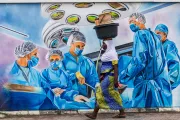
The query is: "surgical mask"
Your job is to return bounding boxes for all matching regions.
[157,34,162,40]
[130,23,140,32]
[28,56,39,67]
[50,60,62,69]
[74,47,83,56]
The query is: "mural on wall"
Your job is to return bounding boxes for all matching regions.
[0,2,180,111]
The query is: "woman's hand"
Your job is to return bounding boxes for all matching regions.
[114,80,119,88]
[112,60,119,88]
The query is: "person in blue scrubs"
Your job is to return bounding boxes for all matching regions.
[155,24,180,90]
[9,42,42,86]
[119,13,172,108]
[41,49,95,109]
[4,41,49,110]
[63,31,100,97]
[42,49,90,102]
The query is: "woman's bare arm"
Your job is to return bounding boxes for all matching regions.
[112,60,119,88]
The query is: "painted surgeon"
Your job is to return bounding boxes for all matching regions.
[119,13,172,108]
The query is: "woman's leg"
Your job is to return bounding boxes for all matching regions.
[119,108,126,115]
[112,108,126,118]
[85,106,99,119]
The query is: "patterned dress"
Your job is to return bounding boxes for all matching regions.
[96,61,123,109]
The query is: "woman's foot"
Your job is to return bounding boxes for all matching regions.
[85,113,97,119]
[113,109,126,118]
[112,113,126,118]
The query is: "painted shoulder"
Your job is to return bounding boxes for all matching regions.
[140,29,152,35]
[63,52,69,58]
[6,62,16,75]
[166,39,176,47]
[41,68,48,75]
[83,56,95,66]
[30,67,41,76]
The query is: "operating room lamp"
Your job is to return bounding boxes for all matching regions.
[41,2,141,49]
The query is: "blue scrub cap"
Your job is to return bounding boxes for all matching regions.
[15,41,37,58]
[155,24,168,35]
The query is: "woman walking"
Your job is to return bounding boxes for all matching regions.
[85,39,126,119]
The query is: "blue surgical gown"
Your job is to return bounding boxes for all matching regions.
[41,68,79,102]
[3,62,51,110]
[62,52,99,96]
[41,67,95,110]
[119,29,172,108]
[163,39,180,90]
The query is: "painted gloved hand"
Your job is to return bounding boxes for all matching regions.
[52,88,65,96]
[74,95,90,102]
[75,72,85,84]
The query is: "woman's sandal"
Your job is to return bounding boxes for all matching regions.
[112,113,126,118]
[85,113,97,119]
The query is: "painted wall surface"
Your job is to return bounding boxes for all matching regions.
[0,3,180,110]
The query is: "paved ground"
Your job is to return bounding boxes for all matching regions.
[1,113,180,120]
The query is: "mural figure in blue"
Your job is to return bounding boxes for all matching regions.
[62,31,100,97]
[41,49,95,109]
[155,24,180,90]
[3,41,49,110]
[119,13,172,108]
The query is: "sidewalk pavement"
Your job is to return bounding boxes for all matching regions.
[0,112,180,120]
[0,108,180,119]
